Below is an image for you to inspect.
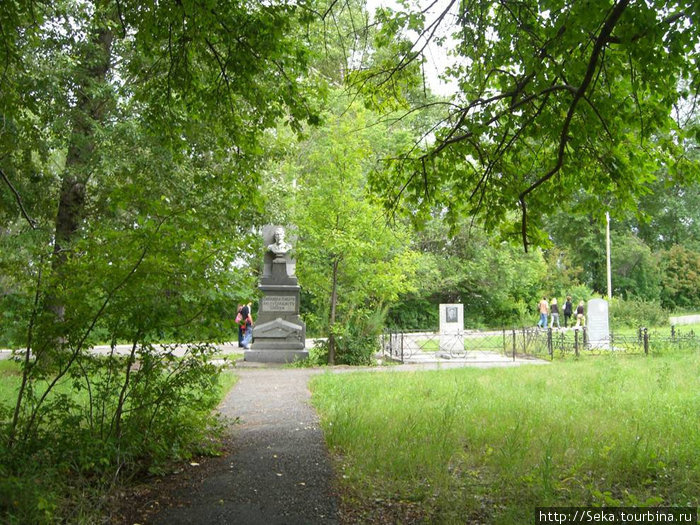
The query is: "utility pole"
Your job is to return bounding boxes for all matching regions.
[606,211,612,299]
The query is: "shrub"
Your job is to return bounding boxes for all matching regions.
[0,343,225,523]
[333,308,386,366]
[334,333,380,366]
[609,297,667,328]
[564,284,595,306]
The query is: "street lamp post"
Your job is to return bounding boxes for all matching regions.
[606,211,612,300]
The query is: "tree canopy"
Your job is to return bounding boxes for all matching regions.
[360,0,699,250]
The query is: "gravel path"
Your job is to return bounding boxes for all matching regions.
[152,368,338,525]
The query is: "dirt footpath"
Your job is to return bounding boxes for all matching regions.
[151,368,338,525]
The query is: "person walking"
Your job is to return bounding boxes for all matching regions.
[235,304,244,347]
[575,300,586,328]
[563,296,573,327]
[537,296,549,329]
[550,298,561,328]
[240,302,254,349]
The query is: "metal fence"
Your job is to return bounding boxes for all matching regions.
[382,326,698,363]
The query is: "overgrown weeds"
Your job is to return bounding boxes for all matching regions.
[0,346,236,524]
[311,351,700,523]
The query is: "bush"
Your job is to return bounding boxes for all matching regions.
[564,284,595,306]
[289,341,328,368]
[334,333,379,366]
[386,296,438,331]
[0,343,226,523]
[307,334,378,366]
[609,297,667,328]
[330,308,385,366]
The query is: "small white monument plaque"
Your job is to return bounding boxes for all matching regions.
[439,304,464,354]
[587,298,610,349]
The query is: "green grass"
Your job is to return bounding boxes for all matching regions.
[0,360,23,407]
[310,351,700,524]
[216,368,238,396]
[0,354,238,405]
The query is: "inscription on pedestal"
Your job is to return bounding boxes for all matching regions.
[262,295,297,312]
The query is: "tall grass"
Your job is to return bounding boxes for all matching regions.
[311,352,700,523]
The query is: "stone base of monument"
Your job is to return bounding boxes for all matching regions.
[244,318,308,364]
[243,349,309,363]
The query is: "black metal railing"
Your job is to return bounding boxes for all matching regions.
[382,326,697,363]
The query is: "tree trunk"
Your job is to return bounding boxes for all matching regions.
[328,258,339,365]
[50,18,115,321]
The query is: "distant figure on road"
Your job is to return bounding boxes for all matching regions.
[550,298,561,328]
[537,297,549,329]
[239,302,254,349]
[235,304,244,347]
[575,300,586,328]
[563,296,573,327]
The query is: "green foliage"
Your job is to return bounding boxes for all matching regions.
[270,91,420,361]
[541,247,583,300]
[387,216,551,329]
[548,210,609,293]
[363,0,700,250]
[611,233,662,301]
[0,0,320,521]
[0,346,232,523]
[385,294,439,331]
[624,175,700,251]
[660,245,700,310]
[333,307,385,366]
[291,341,329,368]
[609,297,667,328]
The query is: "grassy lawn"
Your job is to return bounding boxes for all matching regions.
[0,358,239,408]
[310,351,700,524]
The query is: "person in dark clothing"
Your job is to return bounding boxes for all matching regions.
[239,303,254,349]
[563,296,573,327]
[235,304,244,347]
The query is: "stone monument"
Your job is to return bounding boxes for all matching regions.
[586,298,610,350]
[439,303,464,353]
[244,225,308,363]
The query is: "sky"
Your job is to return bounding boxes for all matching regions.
[364,0,460,96]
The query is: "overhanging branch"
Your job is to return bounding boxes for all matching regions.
[0,167,37,229]
[518,0,631,251]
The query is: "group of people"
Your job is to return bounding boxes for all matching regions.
[537,296,585,329]
[236,303,254,349]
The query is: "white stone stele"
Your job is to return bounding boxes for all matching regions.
[439,303,464,353]
[586,298,610,350]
